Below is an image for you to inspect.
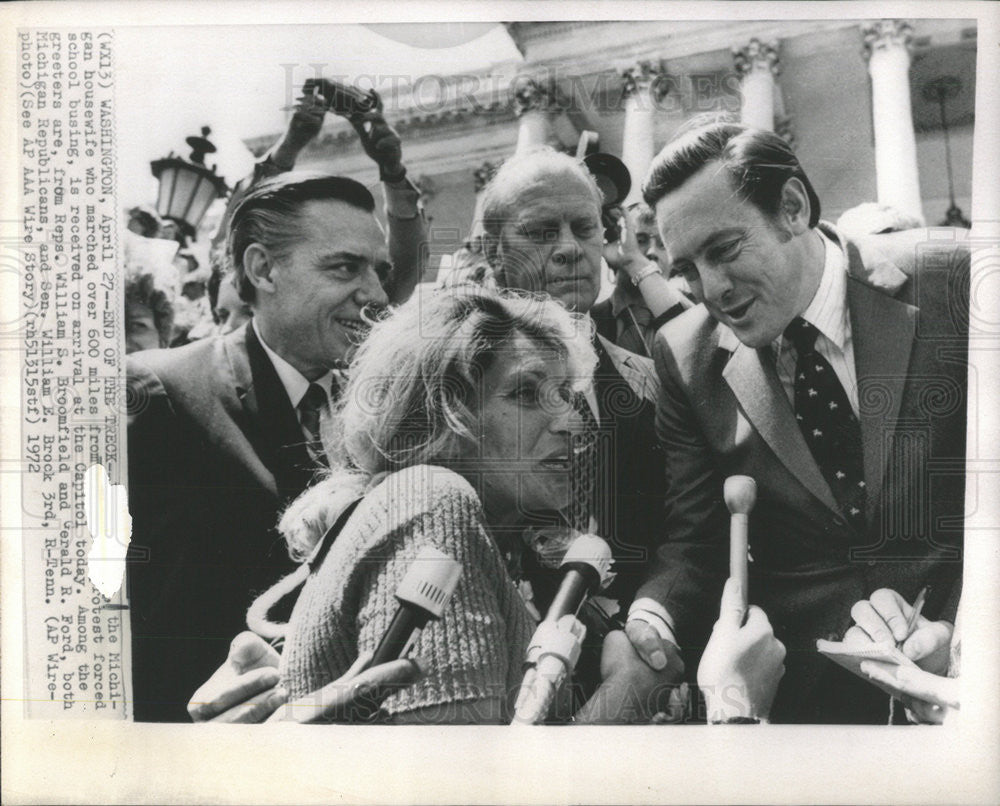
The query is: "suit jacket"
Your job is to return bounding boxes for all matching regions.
[126,323,320,721]
[524,333,666,614]
[637,225,969,723]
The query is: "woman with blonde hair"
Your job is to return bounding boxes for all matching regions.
[261,285,608,723]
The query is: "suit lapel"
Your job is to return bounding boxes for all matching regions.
[723,338,841,515]
[846,274,916,521]
[242,323,316,502]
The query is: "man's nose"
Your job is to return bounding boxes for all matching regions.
[354,266,389,307]
[700,265,734,305]
[549,222,583,265]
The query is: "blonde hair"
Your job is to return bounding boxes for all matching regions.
[279,285,596,561]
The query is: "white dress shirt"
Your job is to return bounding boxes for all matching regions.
[252,319,335,443]
[772,230,859,416]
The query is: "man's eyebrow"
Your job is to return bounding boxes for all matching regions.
[317,251,368,263]
[666,227,745,265]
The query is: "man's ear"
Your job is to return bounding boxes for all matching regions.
[779,177,811,235]
[242,243,277,294]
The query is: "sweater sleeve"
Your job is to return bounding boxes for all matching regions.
[354,470,522,716]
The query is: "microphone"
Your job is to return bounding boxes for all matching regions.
[724,475,757,615]
[513,534,613,725]
[544,534,614,623]
[367,545,463,669]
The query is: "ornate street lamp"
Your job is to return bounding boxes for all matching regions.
[922,76,971,229]
[150,126,229,240]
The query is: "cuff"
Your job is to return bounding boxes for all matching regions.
[627,598,679,648]
[383,176,421,220]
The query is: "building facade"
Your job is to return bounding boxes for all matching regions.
[244,19,977,280]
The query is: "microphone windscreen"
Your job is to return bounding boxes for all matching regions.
[559,534,614,589]
[394,545,463,618]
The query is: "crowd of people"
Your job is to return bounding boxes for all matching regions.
[125,81,968,727]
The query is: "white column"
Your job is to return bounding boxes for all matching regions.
[620,61,665,205]
[733,39,780,131]
[512,77,558,153]
[862,20,923,220]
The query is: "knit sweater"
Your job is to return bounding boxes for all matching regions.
[278,464,536,718]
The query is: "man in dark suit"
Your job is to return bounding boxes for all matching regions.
[126,174,390,721]
[623,122,968,723]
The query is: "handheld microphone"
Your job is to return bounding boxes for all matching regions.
[366,545,462,669]
[512,534,613,725]
[724,475,757,615]
[544,534,614,623]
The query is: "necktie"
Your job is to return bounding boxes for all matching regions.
[567,390,601,534]
[619,306,653,358]
[298,383,329,466]
[784,317,866,528]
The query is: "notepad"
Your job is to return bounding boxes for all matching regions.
[816,638,919,698]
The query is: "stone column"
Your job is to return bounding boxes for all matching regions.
[732,39,780,131]
[862,20,923,220]
[512,77,560,152]
[620,60,666,204]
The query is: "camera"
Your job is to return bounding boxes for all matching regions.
[303,78,380,119]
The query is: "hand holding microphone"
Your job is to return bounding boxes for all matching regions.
[513,534,613,725]
[279,545,461,723]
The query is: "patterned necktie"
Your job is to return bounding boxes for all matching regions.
[567,390,600,533]
[298,382,329,467]
[784,317,866,528]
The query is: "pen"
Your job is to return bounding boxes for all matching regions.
[897,586,929,649]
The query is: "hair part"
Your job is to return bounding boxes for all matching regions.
[227,172,376,305]
[642,122,821,227]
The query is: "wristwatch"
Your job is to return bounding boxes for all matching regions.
[630,264,661,287]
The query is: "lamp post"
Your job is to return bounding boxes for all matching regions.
[922,76,971,229]
[150,126,229,241]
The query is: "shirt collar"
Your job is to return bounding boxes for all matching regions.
[772,229,849,354]
[252,319,335,409]
[609,280,642,317]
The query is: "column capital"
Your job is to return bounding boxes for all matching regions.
[511,75,563,117]
[732,38,780,77]
[619,59,668,100]
[861,19,914,61]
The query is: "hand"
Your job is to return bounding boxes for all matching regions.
[859,660,959,725]
[624,618,679,672]
[266,650,422,723]
[602,209,651,281]
[187,632,286,723]
[575,629,684,723]
[349,110,404,179]
[846,588,953,675]
[284,91,327,149]
[697,577,786,722]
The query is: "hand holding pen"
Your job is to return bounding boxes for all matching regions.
[844,586,953,675]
